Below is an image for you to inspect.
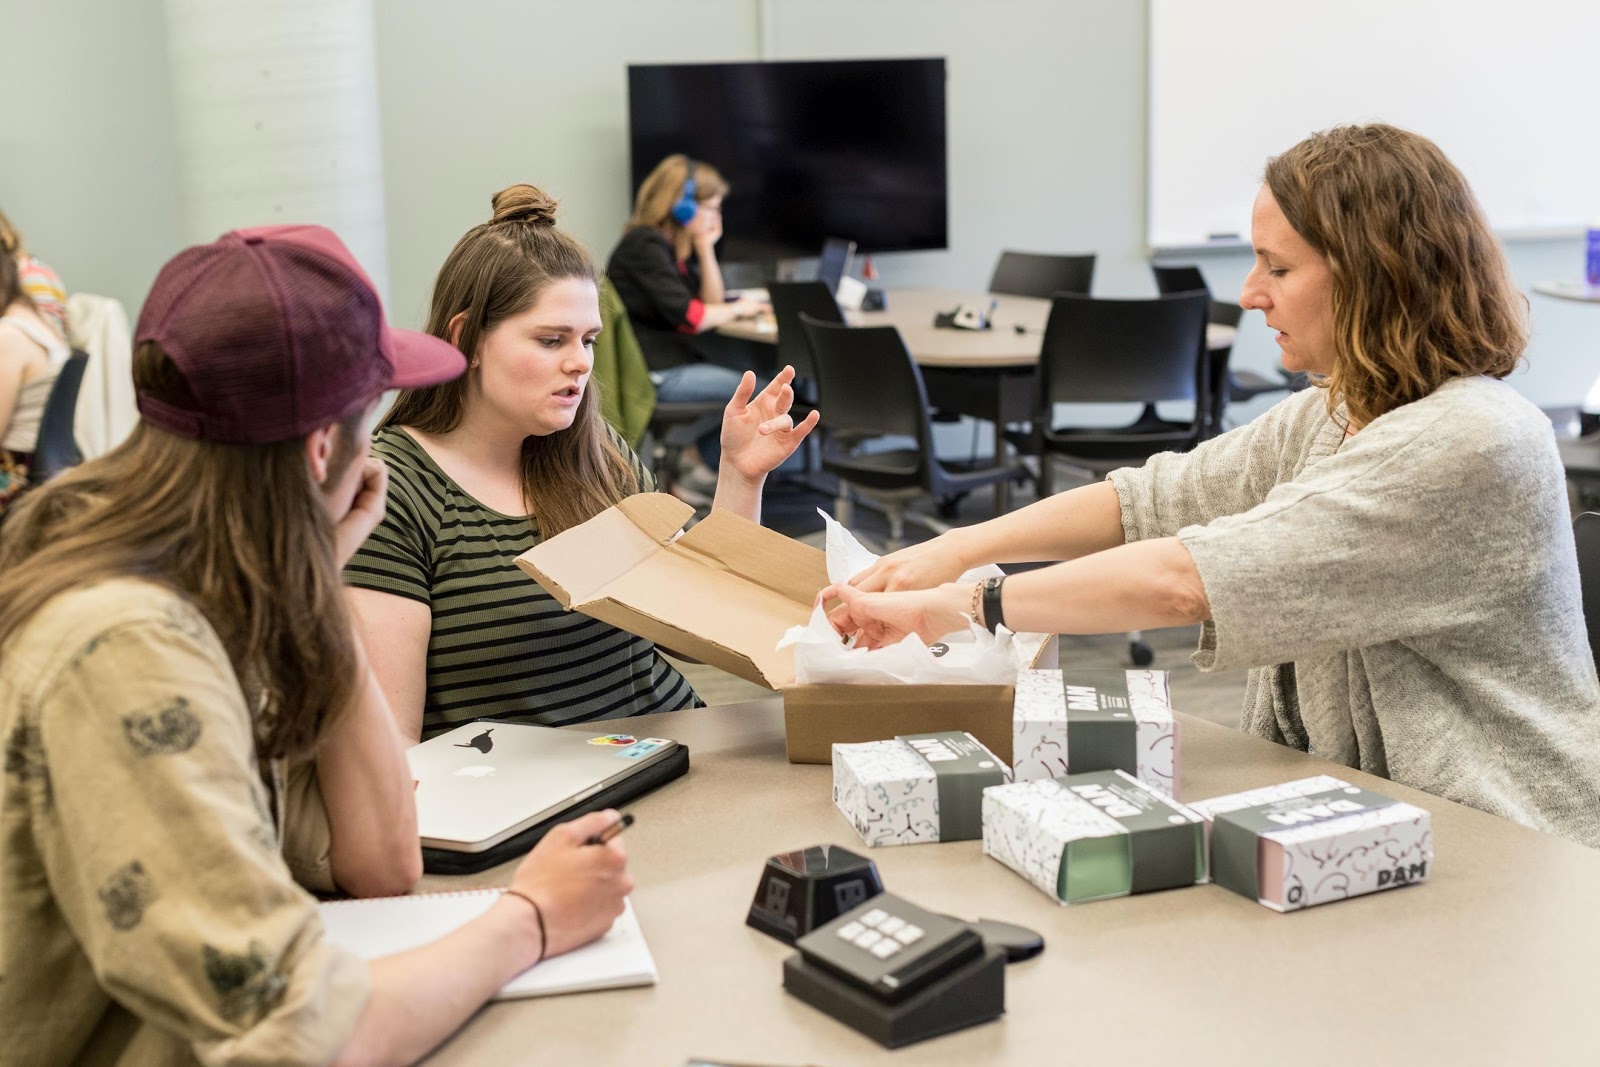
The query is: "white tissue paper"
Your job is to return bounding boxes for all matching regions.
[776,511,1037,685]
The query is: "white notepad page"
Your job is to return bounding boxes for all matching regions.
[319,890,657,999]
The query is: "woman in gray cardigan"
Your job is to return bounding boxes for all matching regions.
[822,124,1600,849]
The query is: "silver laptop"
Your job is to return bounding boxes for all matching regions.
[816,236,857,297]
[408,722,682,852]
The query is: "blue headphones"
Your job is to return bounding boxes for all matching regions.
[670,160,699,225]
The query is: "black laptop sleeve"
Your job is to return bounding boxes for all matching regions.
[420,744,690,875]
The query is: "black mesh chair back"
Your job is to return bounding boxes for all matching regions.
[1037,291,1210,410]
[798,315,930,467]
[768,281,842,380]
[1152,264,1209,297]
[799,315,1021,545]
[31,350,89,482]
[1575,512,1600,672]
[989,251,1095,299]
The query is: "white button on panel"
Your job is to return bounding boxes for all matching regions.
[859,908,889,928]
[869,938,902,959]
[853,930,883,949]
[836,921,866,941]
[877,916,906,935]
[893,924,924,945]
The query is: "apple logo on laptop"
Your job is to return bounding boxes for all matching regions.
[454,728,494,754]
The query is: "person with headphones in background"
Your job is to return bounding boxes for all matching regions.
[606,155,769,495]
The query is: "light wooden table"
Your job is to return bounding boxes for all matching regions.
[420,697,1600,1066]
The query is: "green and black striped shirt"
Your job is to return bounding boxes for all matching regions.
[345,426,700,738]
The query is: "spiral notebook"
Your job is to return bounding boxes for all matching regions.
[319,890,657,998]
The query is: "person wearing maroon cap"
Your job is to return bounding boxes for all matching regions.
[0,225,635,1065]
[346,184,818,743]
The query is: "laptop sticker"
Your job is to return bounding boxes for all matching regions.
[614,738,671,760]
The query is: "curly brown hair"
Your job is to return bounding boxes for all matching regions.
[1264,124,1526,428]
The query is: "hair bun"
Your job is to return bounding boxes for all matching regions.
[491,184,559,226]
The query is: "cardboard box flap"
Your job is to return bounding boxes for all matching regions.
[572,593,792,690]
[517,493,816,690]
[671,506,830,607]
[515,493,695,608]
[614,492,699,544]
[597,552,805,688]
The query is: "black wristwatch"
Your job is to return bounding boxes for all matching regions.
[981,575,1007,634]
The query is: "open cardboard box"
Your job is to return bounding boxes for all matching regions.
[515,494,1056,764]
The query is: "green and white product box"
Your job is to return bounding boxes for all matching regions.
[1189,775,1432,912]
[981,769,1206,905]
[832,731,1010,847]
[1012,669,1179,796]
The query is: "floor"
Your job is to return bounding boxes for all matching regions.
[666,463,1250,730]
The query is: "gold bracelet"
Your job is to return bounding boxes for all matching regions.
[968,580,984,626]
[503,887,547,964]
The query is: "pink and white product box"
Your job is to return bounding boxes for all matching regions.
[832,731,1010,848]
[982,770,1207,905]
[1012,669,1179,796]
[1188,775,1432,913]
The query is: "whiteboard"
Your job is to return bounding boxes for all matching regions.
[1147,0,1600,251]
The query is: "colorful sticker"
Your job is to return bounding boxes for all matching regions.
[588,734,637,747]
[614,738,671,760]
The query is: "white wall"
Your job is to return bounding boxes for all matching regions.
[13,1,1595,411]
[2,0,184,319]
[373,0,762,330]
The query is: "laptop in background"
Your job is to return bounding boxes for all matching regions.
[816,236,857,298]
[409,721,685,856]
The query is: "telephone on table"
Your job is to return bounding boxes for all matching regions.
[782,892,1005,1048]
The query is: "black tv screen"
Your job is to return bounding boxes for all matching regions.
[627,58,947,260]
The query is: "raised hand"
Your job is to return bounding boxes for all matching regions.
[719,365,821,484]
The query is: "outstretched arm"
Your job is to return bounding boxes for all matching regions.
[822,536,1209,649]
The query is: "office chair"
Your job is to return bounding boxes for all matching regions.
[767,281,843,382]
[765,281,841,476]
[1151,264,1304,429]
[1575,513,1600,672]
[644,400,725,504]
[798,314,1023,550]
[1012,292,1210,666]
[31,350,90,482]
[989,251,1096,299]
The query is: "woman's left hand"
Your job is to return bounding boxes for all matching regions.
[719,365,821,483]
[817,581,970,650]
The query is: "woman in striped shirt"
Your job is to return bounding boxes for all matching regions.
[345,184,818,740]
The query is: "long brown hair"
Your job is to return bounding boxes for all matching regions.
[0,342,362,760]
[0,208,26,257]
[0,243,32,313]
[383,183,638,538]
[626,154,729,233]
[1264,124,1526,428]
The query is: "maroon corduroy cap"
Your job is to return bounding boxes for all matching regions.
[134,225,465,444]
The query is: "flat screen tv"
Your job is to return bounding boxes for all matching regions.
[627,58,947,260]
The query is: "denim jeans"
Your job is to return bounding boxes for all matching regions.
[652,362,749,468]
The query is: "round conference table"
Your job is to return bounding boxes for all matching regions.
[418,696,1600,1066]
[720,286,1237,367]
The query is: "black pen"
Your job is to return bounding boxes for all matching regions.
[586,812,634,846]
